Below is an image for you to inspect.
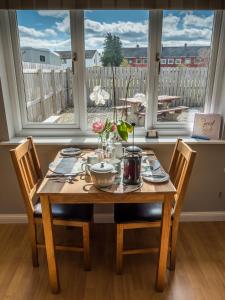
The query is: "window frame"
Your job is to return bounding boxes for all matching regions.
[185,58,191,64]
[1,9,222,137]
[175,58,181,64]
[9,10,82,131]
[167,58,174,64]
[150,10,220,132]
[40,55,45,62]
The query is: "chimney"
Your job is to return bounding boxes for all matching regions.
[184,43,187,48]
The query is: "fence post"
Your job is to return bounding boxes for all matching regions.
[66,68,72,106]
[37,69,45,121]
[60,70,65,110]
[51,70,57,114]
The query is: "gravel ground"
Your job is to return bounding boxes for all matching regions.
[57,106,203,126]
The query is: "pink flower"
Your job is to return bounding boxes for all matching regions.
[92,120,105,134]
[111,123,117,132]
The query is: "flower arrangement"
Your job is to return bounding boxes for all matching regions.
[92,119,116,144]
[90,86,110,105]
[90,68,134,142]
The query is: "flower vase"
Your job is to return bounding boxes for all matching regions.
[96,134,107,160]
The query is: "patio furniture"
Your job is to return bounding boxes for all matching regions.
[115,139,196,274]
[120,95,187,125]
[10,137,93,270]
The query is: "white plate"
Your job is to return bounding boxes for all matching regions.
[60,147,81,156]
[142,173,170,183]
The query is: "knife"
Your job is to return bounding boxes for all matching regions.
[46,173,81,178]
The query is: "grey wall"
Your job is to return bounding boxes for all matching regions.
[0,142,225,215]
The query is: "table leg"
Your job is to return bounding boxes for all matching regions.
[40,195,60,293]
[156,195,172,292]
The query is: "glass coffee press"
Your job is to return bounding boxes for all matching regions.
[123,123,142,185]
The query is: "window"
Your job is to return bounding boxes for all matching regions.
[40,55,45,62]
[167,58,174,64]
[15,10,79,126]
[175,58,181,64]
[185,58,191,64]
[156,10,214,124]
[4,9,219,135]
[84,10,149,128]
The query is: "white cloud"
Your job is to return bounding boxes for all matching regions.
[163,14,180,34]
[84,19,148,49]
[19,12,214,51]
[162,13,213,47]
[19,25,46,38]
[56,15,70,33]
[85,19,148,35]
[45,28,57,36]
[19,25,57,38]
[37,11,68,18]
[85,36,105,50]
[19,36,71,51]
[183,13,214,29]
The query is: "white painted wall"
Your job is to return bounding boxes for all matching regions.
[21,47,61,66]
[86,52,101,67]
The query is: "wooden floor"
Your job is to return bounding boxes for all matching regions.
[0,222,225,300]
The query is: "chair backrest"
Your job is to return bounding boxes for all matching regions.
[10,137,43,219]
[168,139,196,216]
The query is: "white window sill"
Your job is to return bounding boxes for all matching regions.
[1,136,225,146]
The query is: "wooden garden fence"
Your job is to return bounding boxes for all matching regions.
[22,65,208,122]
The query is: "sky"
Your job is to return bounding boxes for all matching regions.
[17,10,214,52]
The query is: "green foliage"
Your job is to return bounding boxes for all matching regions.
[103,118,114,140]
[101,33,124,67]
[117,120,133,141]
[121,58,129,67]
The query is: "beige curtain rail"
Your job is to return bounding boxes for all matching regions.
[0,0,224,10]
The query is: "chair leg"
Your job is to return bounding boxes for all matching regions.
[29,222,39,267]
[116,224,124,274]
[169,219,179,271]
[82,223,91,271]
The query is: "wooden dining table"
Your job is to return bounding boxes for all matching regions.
[37,151,176,294]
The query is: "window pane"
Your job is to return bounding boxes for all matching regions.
[157,10,214,123]
[16,10,77,124]
[84,10,149,128]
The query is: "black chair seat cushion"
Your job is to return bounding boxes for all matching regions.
[114,203,164,223]
[34,200,93,222]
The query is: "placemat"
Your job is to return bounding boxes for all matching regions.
[49,157,83,175]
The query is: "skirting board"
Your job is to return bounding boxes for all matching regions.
[0,211,225,224]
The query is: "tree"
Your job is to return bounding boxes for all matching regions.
[101,33,124,67]
[121,58,129,67]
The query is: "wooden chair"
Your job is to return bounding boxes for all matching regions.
[10,137,93,270]
[115,139,196,273]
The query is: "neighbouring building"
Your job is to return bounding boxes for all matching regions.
[56,50,101,67]
[122,44,210,67]
[21,47,62,65]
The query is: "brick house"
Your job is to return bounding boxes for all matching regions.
[122,44,210,67]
